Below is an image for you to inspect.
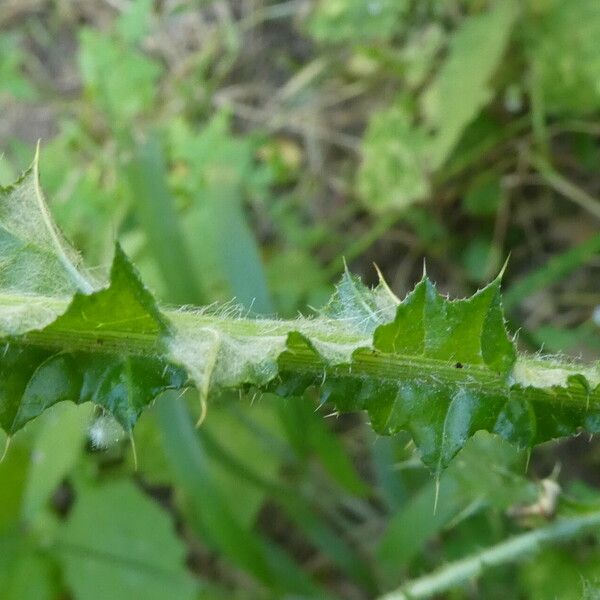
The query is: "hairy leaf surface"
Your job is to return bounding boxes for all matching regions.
[0,160,598,473]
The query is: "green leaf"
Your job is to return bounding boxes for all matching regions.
[21,402,93,521]
[377,431,536,585]
[78,29,161,127]
[56,479,197,600]
[0,157,181,434]
[358,103,431,212]
[0,244,185,434]
[0,151,96,312]
[523,0,600,115]
[374,277,516,375]
[0,159,599,478]
[279,276,520,471]
[358,1,518,212]
[124,135,206,304]
[0,533,55,600]
[168,113,273,311]
[276,275,599,472]
[307,0,409,44]
[0,159,184,434]
[422,0,519,167]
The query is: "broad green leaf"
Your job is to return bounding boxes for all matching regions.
[0,533,55,600]
[56,479,197,600]
[21,402,92,521]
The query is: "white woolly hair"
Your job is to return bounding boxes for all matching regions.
[88,415,125,450]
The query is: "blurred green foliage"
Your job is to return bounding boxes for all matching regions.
[0,0,599,598]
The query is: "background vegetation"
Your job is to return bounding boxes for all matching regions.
[0,0,599,598]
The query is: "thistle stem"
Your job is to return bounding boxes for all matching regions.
[9,300,599,411]
[379,508,600,599]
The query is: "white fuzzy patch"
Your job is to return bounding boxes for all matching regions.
[88,415,124,450]
[513,358,600,389]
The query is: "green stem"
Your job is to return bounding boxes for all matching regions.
[378,508,600,599]
[9,296,600,411]
[530,154,600,221]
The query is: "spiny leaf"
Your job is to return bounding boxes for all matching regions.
[0,159,184,433]
[275,278,599,473]
[0,247,184,434]
[374,276,515,375]
[321,264,399,333]
[0,147,96,301]
[43,244,170,345]
[0,159,598,476]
